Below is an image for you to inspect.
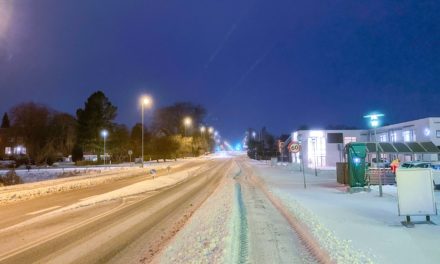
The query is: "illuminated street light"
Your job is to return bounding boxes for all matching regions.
[252,131,257,138]
[183,116,192,136]
[101,129,108,165]
[208,126,214,134]
[141,95,153,167]
[364,112,385,197]
[200,126,206,133]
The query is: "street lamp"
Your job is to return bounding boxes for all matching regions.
[101,129,108,165]
[183,116,192,136]
[364,112,384,197]
[200,125,206,134]
[141,95,153,167]
[208,126,214,134]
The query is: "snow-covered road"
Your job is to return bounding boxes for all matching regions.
[158,157,322,264]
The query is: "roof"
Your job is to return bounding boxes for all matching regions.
[348,141,440,154]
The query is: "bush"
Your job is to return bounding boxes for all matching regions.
[72,145,84,162]
[0,169,23,186]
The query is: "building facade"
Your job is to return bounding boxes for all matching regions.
[373,117,440,161]
[290,129,367,169]
[288,117,440,169]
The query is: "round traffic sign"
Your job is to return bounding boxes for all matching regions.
[289,142,301,153]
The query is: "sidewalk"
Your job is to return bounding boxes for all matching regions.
[248,160,440,264]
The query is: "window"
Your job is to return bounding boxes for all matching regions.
[437,130,440,138]
[5,147,11,155]
[344,137,356,145]
[402,130,413,142]
[308,136,326,168]
[379,134,387,142]
[389,131,397,142]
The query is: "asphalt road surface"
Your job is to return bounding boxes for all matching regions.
[0,158,231,264]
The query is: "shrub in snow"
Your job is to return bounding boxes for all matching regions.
[0,169,23,186]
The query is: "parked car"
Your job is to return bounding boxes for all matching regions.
[399,161,440,189]
[400,161,432,168]
[371,158,390,168]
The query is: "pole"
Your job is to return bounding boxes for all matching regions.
[103,136,106,166]
[375,128,383,197]
[302,153,306,189]
[313,138,318,176]
[141,103,144,168]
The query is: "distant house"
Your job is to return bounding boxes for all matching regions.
[0,128,27,159]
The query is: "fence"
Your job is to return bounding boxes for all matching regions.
[365,168,396,186]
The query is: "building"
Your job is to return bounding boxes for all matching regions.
[0,128,27,159]
[287,129,367,169]
[287,117,440,169]
[373,117,440,161]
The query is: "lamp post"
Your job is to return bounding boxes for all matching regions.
[183,116,192,136]
[200,125,206,135]
[141,95,153,168]
[101,129,108,165]
[364,113,384,197]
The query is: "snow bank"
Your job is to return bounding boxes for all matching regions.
[158,163,239,263]
[0,159,192,183]
[58,167,202,212]
[0,160,191,205]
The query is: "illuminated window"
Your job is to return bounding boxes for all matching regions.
[5,147,12,155]
[402,130,415,142]
[437,130,440,138]
[379,134,387,142]
[13,146,26,155]
[390,131,397,142]
[308,136,326,168]
[344,137,356,145]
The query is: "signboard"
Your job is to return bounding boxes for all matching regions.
[288,142,301,153]
[396,168,437,216]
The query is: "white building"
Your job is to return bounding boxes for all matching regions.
[373,117,440,161]
[290,129,367,169]
[288,117,440,169]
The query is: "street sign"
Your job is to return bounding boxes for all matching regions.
[288,142,301,153]
[128,150,133,155]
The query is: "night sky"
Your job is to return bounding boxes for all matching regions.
[0,0,439,142]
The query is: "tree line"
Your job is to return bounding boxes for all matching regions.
[0,91,215,165]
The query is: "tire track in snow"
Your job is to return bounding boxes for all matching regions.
[233,166,249,264]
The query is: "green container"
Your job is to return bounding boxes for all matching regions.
[346,143,367,187]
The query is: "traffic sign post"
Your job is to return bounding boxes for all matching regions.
[289,141,306,189]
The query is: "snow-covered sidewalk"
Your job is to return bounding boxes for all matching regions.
[248,159,440,264]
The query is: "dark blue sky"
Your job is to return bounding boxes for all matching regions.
[0,0,439,141]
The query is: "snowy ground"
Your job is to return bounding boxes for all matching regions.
[157,162,237,263]
[0,159,195,205]
[0,159,198,183]
[248,159,440,264]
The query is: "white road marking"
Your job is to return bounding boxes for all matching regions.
[26,206,62,216]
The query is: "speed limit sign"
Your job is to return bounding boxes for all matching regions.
[288,142,301,153]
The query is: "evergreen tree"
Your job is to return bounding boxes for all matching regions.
[1,112,10,128]
[76,91,117,151]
